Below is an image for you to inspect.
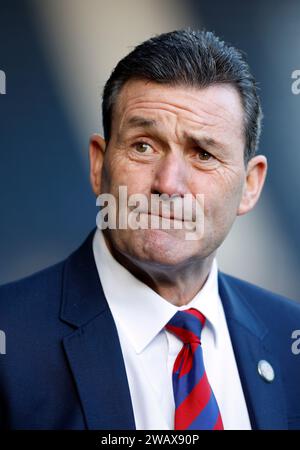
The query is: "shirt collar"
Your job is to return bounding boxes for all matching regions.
[93,228,221,354]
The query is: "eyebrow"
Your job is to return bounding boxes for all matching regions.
[185,134,223,150]
[126,116,157,128]
[124,115,224,150]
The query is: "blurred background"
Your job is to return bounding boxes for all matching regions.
[0,0,299,300]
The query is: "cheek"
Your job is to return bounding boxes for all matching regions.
[106,154,153,196]
[193,170,244,222]
[102,152,128,191]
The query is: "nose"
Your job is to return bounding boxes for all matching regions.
[151,151,189,198]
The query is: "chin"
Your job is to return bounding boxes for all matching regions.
[128,228,200,267]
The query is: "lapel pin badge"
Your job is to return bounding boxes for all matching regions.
[258,359,275,383]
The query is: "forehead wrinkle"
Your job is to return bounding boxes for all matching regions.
[112,81,245,156]
[122,84,241,120]
[117,105,178,139]
[118,97,239,140]
[116,91,243,147]
[117,103,218,140]
[117,110,232,150]
[124,98,219,125]
[117,79,244,133]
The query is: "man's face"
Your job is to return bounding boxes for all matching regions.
[90,79,265,267]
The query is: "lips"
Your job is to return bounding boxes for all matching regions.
[137,213,198,233]
[127,196,202,223]
[137,208,197,221]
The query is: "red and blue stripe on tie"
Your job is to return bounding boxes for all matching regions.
[165,308,224,430]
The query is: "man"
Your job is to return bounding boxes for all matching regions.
[0,29,300,430]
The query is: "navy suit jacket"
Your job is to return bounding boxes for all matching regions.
[1,229,300,430]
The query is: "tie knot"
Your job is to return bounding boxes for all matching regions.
[165,308,206,345]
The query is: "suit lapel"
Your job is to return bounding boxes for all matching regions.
[218,271,288,430]
[60,230,136,430]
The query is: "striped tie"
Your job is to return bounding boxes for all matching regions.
[165,308,224,430]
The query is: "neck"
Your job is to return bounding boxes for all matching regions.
[103,232,216,307]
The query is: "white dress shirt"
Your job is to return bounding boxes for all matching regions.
[92,228,251,430]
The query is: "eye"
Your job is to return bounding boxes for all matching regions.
[133,141,153,154]
[197,149,213,161]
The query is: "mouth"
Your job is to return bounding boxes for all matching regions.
[136,212,197,231]
[135,208,196,221]
[148,212,182,221]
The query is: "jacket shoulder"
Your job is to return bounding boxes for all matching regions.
[219,270,300,321]
[0,260,66,314]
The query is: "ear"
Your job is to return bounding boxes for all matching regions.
[89,133,106,196]
[237,155,268,216]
